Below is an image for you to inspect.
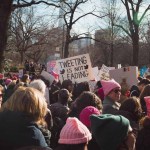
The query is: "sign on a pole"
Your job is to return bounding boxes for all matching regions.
[56,53,94,83]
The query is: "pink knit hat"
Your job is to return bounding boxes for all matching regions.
[79,106,101,127]
[5,78,12,86]
[101,79,121,96]
[58,117,92,144]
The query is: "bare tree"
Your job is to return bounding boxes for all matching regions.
[59,0,106,58]
[114,0,150,65]
[9,7,51,64]
[0,0,60,72]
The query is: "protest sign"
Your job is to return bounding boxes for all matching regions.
[98,64,110,80]
[19,69,24,78]
[47,60,56,73]
[92,67,99,81]
[41,70,55,85]
[109,66,138,88]
[56,54,94,83]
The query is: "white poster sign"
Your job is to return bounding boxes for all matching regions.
[92,67,99,81]
[56,53,94,83]
[98,64,110,80]
[109,66,138,88]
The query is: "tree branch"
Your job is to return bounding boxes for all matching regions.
[113,24,131,37]
[12,0,60,10]
[139,4,150,24]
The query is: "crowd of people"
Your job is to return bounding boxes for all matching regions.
[0,71,150,150]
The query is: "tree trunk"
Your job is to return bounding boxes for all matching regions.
[20,51,24,64]
[0,0,12,72]
[132,31,139,66]
[110,42,114,66]
[63,29,71,58]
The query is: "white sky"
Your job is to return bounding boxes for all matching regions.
[34,0,150,35]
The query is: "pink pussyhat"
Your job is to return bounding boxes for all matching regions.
[144,96,150,117]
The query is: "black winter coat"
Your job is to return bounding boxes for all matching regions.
[0,110,48,150]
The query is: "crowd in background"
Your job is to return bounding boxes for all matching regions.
[1,67,150,150]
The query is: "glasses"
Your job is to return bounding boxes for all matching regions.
[112,89,121,94]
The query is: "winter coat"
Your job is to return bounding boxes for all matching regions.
[0,110,48,150]
[136,117,150,150]
[102,96,120,115]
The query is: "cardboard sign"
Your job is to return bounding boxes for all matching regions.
[89,80,97,92]
[109,66,138,88]
[56,54,94,83]
[41,70,55,85]
[98,64,110,80]
[92,67,99,81]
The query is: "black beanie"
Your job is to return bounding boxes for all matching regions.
[90,114,130,150]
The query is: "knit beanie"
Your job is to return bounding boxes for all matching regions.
[5,78,12,86]
[79,106,101,128]
[101,79,121,96]
[58,117,92,144]
[90,114,130,150]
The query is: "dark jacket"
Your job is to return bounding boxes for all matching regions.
[136,117,150,150]
[116,110,140,137]
[0,110,48,150]
[102,96,120,115]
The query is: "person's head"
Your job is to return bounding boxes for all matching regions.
[58,88,72,105]
[57,117,92,150]
[75,91,102,115]
[61,79,74,93]
[29,79,46,95]
[79,106,101,129]
[101,79,121,101]
[73,81,90,99]
[140,84,150,98]
[21,74,30,83]
[120,97,142,121]
[138,78,150,92]
[90,114,135,150]
[1,87,47,125]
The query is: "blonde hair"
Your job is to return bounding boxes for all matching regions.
[1,87,47,125]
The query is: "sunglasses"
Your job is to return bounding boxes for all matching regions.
[113,89,121,94]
